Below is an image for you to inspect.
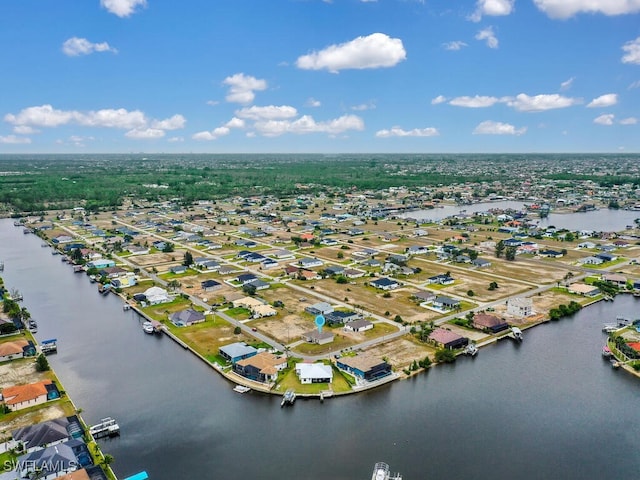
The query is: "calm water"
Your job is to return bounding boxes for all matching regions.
[1,219,639,480]
[404,201,640,231]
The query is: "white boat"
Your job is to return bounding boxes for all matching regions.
[142,322,155,334]
[233,385,251,394]
[281,389,296,407]
[511,327,523,341]
[602,323,619,333]
[463,343,478,356]
[371,462,402,480]
[602,345,612,358]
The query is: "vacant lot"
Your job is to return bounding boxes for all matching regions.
[363,336,434,369]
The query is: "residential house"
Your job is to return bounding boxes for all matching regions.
[472,313,509,333]
[194,258,220,271]
[305,302,334,316]
[596,253,618,263]
[472,258,492,268]
[568,283,601,297]
[427,274,455,285]
[428,328,469,350]
[581,256,604,265]
[127,245,149,255]
[538,249,564,258]
[507,297,533,318]
[169,308,206,327]
[432,295,460,311]
[296,257,324,269]
[99,266,128,279]
[301,330,334,345]
[343,268,365,279]
[578,241,597,249]
[16,438,92,479]
[370,277,400,291]
[201,279,222,292]
[140,286,171,305]
[344,319,373,333]
[324,265,345,276]
[86,259,116,270]
[219,342,258,364]
[234,352,287,383]
[295,363,333,384]
[406,245,429,255]
[169,265,188,274]
[246,279,270,290]
[324,310,361,326]
[602,273,627,286]
[236,273,258,285]
[0,340,36,362]
[12,415,84,453]
[2,380,60,411]
[336,355,391,381]
[412,291,436,305]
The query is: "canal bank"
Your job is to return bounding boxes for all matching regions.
[2,218,640,480]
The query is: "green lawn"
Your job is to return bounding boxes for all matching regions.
[275,364,352,394]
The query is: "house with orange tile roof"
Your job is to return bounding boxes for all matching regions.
[234,352,287,383]
[0,340,36,362]
[2,380,60,411]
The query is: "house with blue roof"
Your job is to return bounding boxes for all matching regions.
[219,342,258,364]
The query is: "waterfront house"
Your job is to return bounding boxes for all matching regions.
[12,415,84,453]
[568,283,600,297]
[0,340,36,362]
[16,438,92,479]
[336,355,391,381]
[507,297,533,318]
[2,380,60,411]
[169,308,206,327]
[428,328,469,350]
[344,319,373,333]
[234,352,287,383]
[601,273,627,286]
[302,330,334,345]
[141,286,171,305]
[219,342,258,364]
[99,266,128,279]
[86,259,116,270]
[305,302,334,316]
[472,313,509,333]
[370,277,400,291]
[295,363,333,384]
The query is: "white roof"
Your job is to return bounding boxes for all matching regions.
[295,363,333,380]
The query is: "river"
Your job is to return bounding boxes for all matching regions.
[1,219,639,480]
[402,201,640,232]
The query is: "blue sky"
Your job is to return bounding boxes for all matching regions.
[1,0,639,153]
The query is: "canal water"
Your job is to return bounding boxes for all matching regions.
[403,201,640,232]
[1,219,639,480]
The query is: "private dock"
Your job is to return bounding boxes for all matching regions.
[89,417,120,439]
[41,338,58,355]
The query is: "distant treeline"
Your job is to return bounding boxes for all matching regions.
[0,153,637,213]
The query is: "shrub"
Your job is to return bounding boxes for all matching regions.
[233,326,241,335]
[435,349,456,363]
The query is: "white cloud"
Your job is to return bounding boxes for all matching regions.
[305,98,322,107]
[4,104,184,138]
[506,93,581,111]
[619,117,638,125]
[475,27,499,49]
[0,135,31,144]
[62,37,117,56]
[533,0,640,19]
[296,33,406,73]
[206,100,220,107]
[78,108,147,129]
[100,0,146,17]
[431,95,447,105]
[151,114,186,130]
[593,114,615,125]
[449,95,501,108]
[125,128,165,139]
[351,101,376,111]
[629,80,640,90]
[470,0,514,22]
[560,77,575,90]
[587,94,618,108]
[5,104,77,127]
[222,73,267,104]
[167,136,184,142]
[225,117,245,129]
[254,114,364,137]
[473,120,526,135]
[375,126,439,138]
[622,37,640,65]
[235,105,298,120]
[13,125,38,135]
[192,127,230,141]
[443,41,468,51]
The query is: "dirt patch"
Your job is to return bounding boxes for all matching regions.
[362,337,434,369]
[0,404,70,437]
[0,359,42,390]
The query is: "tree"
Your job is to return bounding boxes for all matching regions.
[488,281,499,290]
[35,353,50,372]
[162,242,175,253]
[167,280,181,292]
[435,349,456,363]
[467,290,475,297]
[183,251,193,266]
[70,248,84,264]
[495,240,505,258]
[336,251,344,259]
[234,326,241,334]
[505,246,517,261]
[242,284,257,296]
[336,276,348,284]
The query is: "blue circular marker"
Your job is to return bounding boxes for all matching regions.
[315,314,326,333]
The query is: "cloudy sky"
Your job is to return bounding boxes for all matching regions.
[1,0,639,153]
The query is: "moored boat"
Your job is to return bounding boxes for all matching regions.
[281,389,296,407]
[511,327,523,341]
[371,462,402,480]
[602,345,612,358]
[142,321,155,334]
